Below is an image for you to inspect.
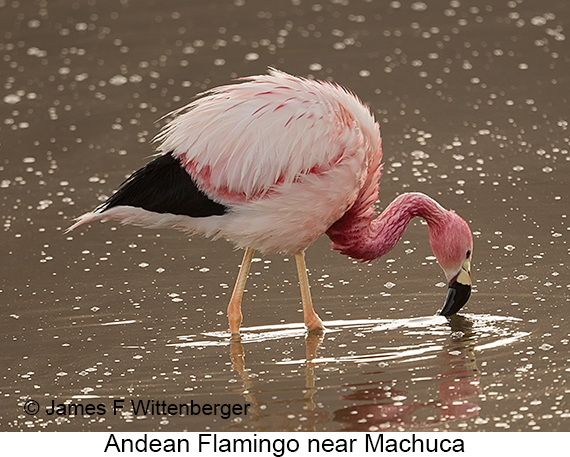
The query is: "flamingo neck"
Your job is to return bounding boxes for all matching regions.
[326,192,448,262]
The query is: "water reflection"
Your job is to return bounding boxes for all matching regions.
[172,313,528,431]
[333,316,481,431]
[228,332,327,431]
[1,0,566,433]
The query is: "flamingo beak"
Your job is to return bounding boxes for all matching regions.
[440,258,472,316]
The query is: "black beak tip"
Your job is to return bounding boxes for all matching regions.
[440,282,471,317]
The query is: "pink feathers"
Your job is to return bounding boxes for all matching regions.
[328,192,472,281]
[155,69,381,208]
[69,69,473,330]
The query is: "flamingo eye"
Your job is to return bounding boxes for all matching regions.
[466,250,471,259]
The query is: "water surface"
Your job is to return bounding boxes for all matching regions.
[1,0,569,432]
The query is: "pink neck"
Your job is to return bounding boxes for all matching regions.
[326,192,448,262]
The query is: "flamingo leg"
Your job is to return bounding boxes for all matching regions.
[294,251,325,332]
[227,247,255,336]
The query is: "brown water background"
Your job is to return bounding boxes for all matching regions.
[1,0,569,432]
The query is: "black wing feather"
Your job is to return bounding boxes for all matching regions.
[99,152,228,218]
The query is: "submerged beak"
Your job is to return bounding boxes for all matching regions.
[440,258,472,316]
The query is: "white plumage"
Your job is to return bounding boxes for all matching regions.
[156,69,380,201]
[74,69,382,255]
[68,69,472,335]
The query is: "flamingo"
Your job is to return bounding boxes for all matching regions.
[68,69,473,335]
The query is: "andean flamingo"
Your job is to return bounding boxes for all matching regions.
[68,69,473,335]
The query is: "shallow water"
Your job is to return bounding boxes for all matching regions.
[1,0,569,432]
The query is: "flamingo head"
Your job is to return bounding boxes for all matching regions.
[429,211,473,316]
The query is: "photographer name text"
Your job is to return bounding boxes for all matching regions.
[24,399,250,420]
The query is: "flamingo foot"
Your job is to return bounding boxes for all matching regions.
[294,251,325,333]
[227,247,255,337]
[305,313,325,332]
